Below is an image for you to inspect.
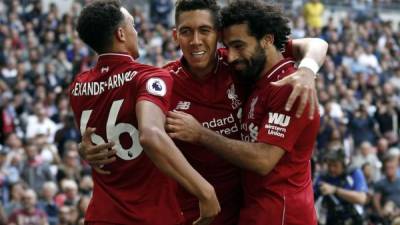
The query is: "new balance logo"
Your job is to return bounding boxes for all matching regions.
[176,101,191,110]
[101,66,109,73]
[268,113,291,127]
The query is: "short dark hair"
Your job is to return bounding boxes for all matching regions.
[324,149,347,166]
[220,0,290,51]
[175,0,220,28]
[77,0,124,53]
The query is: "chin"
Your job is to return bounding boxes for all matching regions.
[190,61,207,69]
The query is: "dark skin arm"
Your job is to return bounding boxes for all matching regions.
[273,38,328,119]
[166,111,285,176]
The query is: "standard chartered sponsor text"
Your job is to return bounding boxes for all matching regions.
[202,113,239,135]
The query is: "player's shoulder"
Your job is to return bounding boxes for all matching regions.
[132,62,171,79]
[162,60,182,74]
[72,70,91,82]
[69,69,91,93]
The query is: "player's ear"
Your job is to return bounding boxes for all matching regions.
[172,27,178,44]
[262,34,274,48]
[115,26,126,42]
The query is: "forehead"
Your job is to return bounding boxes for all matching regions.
[222,23,253,43]
[177,10,214,29]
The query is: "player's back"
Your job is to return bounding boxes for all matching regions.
[69,53,182,225]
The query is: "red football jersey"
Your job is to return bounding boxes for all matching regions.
[239,58,319,225]
[69,53,182,225]
[164,49,243,225]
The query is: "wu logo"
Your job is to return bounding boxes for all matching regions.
[268,113,291,127]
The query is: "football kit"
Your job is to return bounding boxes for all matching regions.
[164,48,243,225]
[238,58,320,225]
[70,53,182,225]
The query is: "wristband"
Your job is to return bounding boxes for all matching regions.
[299,58,319,75]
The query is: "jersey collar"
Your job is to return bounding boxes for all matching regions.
[256,58,296,88]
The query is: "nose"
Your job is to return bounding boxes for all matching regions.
[190,31,201,46]
[227,49,239,64]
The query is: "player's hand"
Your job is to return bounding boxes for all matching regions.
[166,111,203,143]
[193,186,221,225]
[270,67,318,119]
[80,127,117,175]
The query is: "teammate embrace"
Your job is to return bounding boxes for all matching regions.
[72,0,327,225]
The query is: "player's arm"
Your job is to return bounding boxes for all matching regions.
[137,100,220,225]
[77,129,116,175]
[272,38,328,119]
[291,38,328,68]
[167,111,284,176]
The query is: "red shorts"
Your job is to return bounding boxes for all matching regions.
[239,184,317,225]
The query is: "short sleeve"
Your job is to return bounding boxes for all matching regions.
[257,85,313,152]
[136,71,173,114]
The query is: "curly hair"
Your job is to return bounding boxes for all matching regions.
[221,0,290,51]
[175,0,220,28]
[76,0,124,53]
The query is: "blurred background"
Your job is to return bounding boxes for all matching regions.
[0,0,399,224]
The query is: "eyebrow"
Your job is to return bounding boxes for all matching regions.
[178,25,214,32]
[226,39,245,46]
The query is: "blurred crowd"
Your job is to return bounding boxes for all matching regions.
[0,0,398,224]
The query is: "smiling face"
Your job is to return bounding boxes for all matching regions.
[174,10,218,76]
[222,23,266,83]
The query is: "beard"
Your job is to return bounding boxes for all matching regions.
[230,42,266,87]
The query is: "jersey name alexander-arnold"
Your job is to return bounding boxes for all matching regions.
[71,70,138,96]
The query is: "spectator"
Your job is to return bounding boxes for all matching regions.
[303,0,324,30]
[314,149,368,225]
[56,149,81,183]
[150,0,173,28]
[373,154,400,223]
[54,115,80,157]
[54,179,79,208]
[8,189,48,225]
[348,102,379,147]
[37,182,58,225]
[58,205,76,225]
[375,99,400,142]
[3,182,26,217]
[352,141,382,182]
[20,143,54,194]
[25,102,57,143]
